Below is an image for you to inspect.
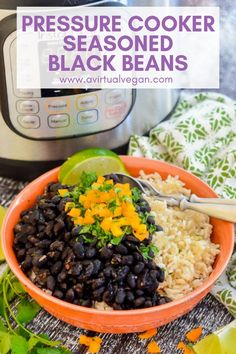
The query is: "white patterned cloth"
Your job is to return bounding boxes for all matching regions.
[128,92,236,317]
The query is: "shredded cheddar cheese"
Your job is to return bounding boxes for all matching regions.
[65,176,149,242]
[147,340,161,353]
[138,328,158,340]
[79,335,102,353]
[186,327,202,342]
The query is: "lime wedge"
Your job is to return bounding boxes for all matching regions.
[59,148,128,185]
[0,205,6,262]
[193,334,222,354]
[194,320,236,354]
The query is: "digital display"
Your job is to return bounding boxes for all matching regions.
[41,88,101,97]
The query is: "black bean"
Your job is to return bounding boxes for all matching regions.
[113,303,123,310]
[103,266,113,278]
[50,241,64,252]
[125,235,139,244]
[71,263,83,276]
[51,195,61,204]
[147,261,157,270]
[85,248,96,259]
[71,226,82,237]
[92,286,105,300]
[147,216,155,225]
[157,268,165,282]
[127,273,137,289]
[64,232,71,242]
[65,288,75,302]
[53,219,65,235]
[122,255,134,266]
[72,242,85,259]
[25,242,32,249]
[53,289,64,299]
[136,289,144,296]
[27,236,38,245]
[126,291,135,302]
[57,270,67,282]
[81,299,92,307]
[37,270,50,286]
[74,283,84,297]
[100,246,113,259]
[116,266,130,281]
[115,289,126,304]
[133,262,145,275]
[16,249,26,261]
[36,239,51,249]
[43,209,56,220]
[134,297,145,307]
[48,251,61,262]
[90,278,105,290]
[124,241,137,251]
[21,255,32,270]
[155,225,164,232]
[32,255,48,268]
[133,252,143,262]
[51,261,62,275]
[111,254,122,265]
[92,259,102,275]
[44,221,54,236]
[114,244,128,255]
[144,300,153,308]
[46,275,56,291]
[83,261,94,278]
[59,282,67,291]
[102,284,115,303]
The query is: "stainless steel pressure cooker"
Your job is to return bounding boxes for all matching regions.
[0,0,179,180]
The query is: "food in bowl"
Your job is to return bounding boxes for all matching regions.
[13,171,219,311]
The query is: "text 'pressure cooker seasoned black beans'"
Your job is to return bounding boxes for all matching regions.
[13,175,170,310]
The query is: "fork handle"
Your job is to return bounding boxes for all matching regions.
[180,199,236,223]
[190,194,236,206]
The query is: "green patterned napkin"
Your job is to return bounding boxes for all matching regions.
[128,92,236,317]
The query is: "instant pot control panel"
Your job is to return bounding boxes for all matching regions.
[1,29,135,140]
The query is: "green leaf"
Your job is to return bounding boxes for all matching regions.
[28,336,40,351]
[0,321,8,332]
[36,348,61,354]
[110,236,123,245]
[0,331,11,354]
[10,334,28,354]
[16,299,41,325]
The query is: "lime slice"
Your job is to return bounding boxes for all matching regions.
[194,320,236,354]
[193,334,222,354]
[59,148,128,185]
[0,205,6,262]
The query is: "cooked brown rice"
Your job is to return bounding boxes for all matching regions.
[140,171,220,300]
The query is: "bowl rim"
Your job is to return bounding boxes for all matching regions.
[2,156,234,317]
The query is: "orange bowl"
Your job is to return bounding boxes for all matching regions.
[1,156,234,333]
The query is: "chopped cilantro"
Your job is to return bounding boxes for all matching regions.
[132,187,141,202]
[140,244,159,260]
[80,171,97,189]
[110,236,123,245]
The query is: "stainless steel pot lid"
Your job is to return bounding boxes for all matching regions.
[0,0,122,10]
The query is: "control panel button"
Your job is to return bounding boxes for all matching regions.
[105,90,125,105]
[15,89,41,98]
[48,114,70,128]
[77,95,98,110]
[17,100,39,114]
[18,115,40,129]
[77,110,98,124]
[106,102,127,119]
[46,99,69,113]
